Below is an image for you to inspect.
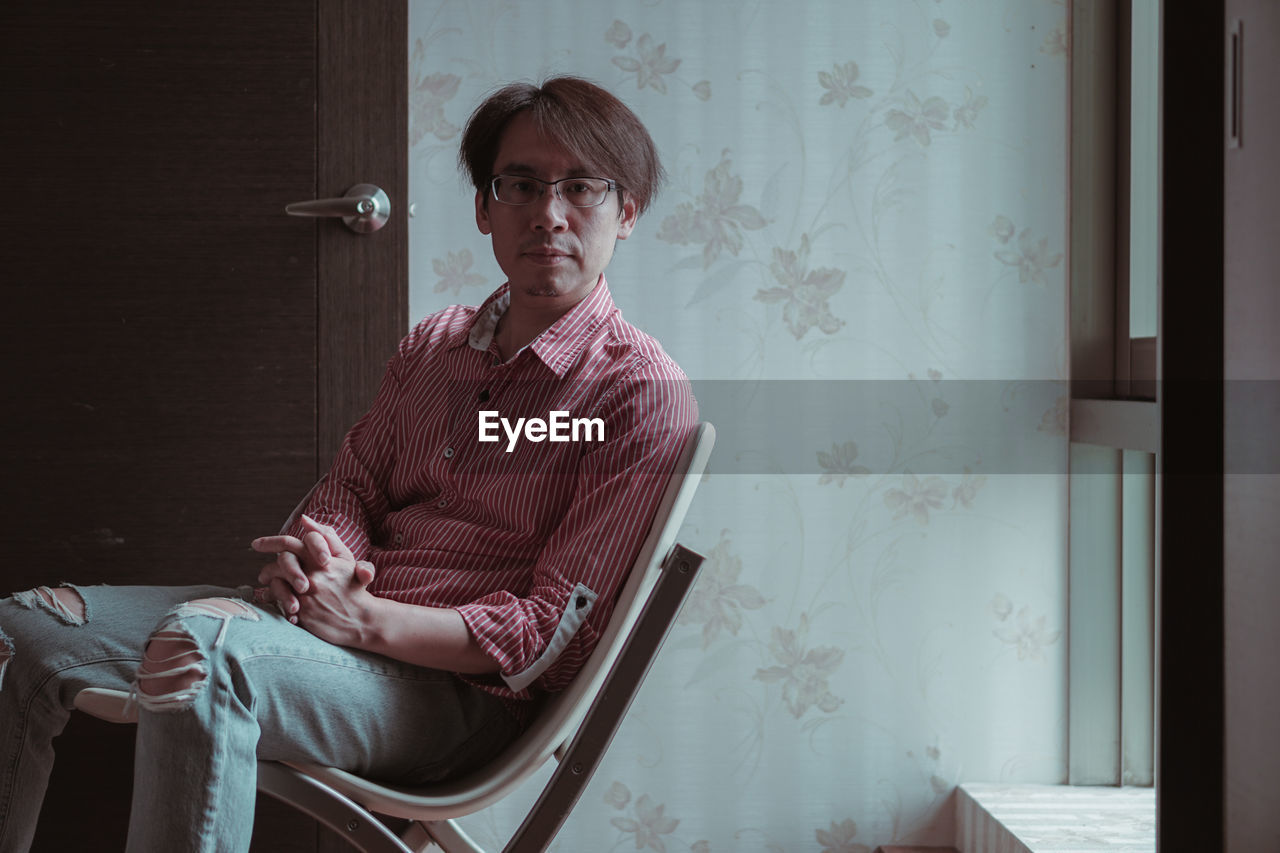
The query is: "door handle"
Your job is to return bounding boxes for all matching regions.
[286,183,390,233]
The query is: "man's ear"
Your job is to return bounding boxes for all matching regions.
[615,193,639,240]
[475,190,492,235]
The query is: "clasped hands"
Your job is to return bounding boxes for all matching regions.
[251,515,379,648]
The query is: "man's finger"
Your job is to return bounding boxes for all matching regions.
[277,551,310,592]
[251,534,305,555]
[301,514,354,560]
[302,530,333,568]
[268,577,299,617]
[257,552,309,594]
[354,560,376,586]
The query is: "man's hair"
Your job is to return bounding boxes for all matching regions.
[459,76,664,216]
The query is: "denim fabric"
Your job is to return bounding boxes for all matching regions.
[0,583,518,853]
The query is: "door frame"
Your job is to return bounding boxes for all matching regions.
[318,0,409,473]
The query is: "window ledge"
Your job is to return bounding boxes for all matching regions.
[956,783,1154,853]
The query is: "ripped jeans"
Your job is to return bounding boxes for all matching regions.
[0,583,519,853]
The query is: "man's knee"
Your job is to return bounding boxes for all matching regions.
[134,597,259,711]
[3,585,92,691]
[12,585,87,625]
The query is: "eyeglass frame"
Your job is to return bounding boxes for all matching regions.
[488,174,621,208]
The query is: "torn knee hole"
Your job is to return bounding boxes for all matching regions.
[131,597,257,710]
[135,630,207,709]
[13,585,87,626]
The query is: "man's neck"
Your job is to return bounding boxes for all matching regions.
[493,277,600,361]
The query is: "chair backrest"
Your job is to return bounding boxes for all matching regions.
[302,422,715,819]
[506,421,715,772]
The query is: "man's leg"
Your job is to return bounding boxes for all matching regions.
[0,583,234,852]
[125,595,519,853]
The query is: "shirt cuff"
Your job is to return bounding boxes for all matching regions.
[500,583,597,693]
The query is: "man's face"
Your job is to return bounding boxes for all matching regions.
[475,112,637,313]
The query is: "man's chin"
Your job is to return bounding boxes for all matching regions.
[515,275,598,301]
[518,283,563,298]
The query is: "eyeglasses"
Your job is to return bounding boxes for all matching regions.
[489,175,619,208]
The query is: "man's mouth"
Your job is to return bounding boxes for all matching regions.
[523,247,572,265]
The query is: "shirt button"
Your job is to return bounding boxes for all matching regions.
[443,447,454,459]
[393,533,404,545]
[437,499,449,509]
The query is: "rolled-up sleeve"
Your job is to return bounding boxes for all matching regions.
[453,363,697,693]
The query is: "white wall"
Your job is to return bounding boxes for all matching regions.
[407,2,1070,848]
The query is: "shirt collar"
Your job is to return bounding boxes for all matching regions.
[457,276,617,377]
[466,286,510,352]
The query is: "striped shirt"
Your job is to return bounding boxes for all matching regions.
[289,277,696,710]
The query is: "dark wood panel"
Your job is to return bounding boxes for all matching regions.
[0,2,319,592]
[1,2,407,850]
[0,3,323,850]
[38,717,136,851]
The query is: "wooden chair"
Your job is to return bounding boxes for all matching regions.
[75,422,716,852]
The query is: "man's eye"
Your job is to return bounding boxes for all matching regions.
[509,180,536,193]
[566,182,592,194]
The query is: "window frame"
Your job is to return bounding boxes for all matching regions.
[1067,0,1159,789]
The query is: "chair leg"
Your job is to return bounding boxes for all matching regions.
[255,761,413,853]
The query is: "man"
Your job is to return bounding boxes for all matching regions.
[0,76,694,852]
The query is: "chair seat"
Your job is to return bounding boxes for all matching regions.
[278,762,496,820]
[73,686,137,724]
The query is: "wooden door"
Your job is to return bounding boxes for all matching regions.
[0,2,407,849]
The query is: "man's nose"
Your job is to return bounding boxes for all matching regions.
[529,189,569,231]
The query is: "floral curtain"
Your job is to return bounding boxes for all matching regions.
[407,1,1070,849]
